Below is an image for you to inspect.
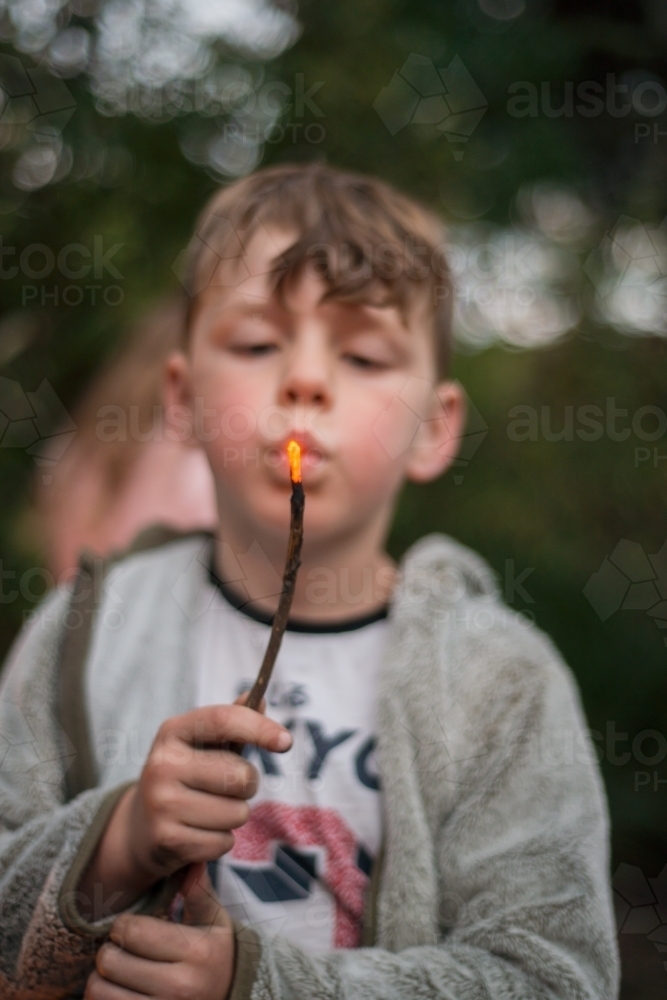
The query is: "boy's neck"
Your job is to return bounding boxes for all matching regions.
[213,518,396,624]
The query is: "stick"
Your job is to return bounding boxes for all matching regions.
[153,447,305,919]
[229,477,305,735]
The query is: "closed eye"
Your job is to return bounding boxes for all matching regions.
[230,342,279,356]
[343,353,388,371]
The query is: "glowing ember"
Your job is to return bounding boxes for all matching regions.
[287,439,302,483]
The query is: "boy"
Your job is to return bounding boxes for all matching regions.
[0,164,619,1000]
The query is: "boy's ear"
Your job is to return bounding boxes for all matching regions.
[163,350,197,447]
[404,380,466,483]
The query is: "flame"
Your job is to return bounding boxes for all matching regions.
[287,439,302,483]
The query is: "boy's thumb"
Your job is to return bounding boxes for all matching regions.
[180,863,231,929]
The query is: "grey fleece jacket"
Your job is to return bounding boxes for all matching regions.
[0,531,619,999]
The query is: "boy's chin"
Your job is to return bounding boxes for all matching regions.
[221,489,361,545]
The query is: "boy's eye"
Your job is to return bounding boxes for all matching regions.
[230,342,278,356]
[343,352,388,371]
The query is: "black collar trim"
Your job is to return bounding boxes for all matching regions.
[207,558,389,633]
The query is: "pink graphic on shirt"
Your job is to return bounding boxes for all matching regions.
[230,801,369,948]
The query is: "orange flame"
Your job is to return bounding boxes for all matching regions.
[287,439,302,483]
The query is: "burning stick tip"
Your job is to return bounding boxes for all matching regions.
[287,439,302,483]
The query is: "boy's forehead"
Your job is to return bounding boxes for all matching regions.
[197,269,411,332]
[204,222,298,305]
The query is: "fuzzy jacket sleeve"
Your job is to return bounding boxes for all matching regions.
[0,591,136,999]
[229,606,619,1000]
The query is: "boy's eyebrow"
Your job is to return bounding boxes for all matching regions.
[331,304,413,341]
[275,293,414,342]
[204,288,276,317]
[203,277,415,343]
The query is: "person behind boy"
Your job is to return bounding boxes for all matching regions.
[0,164,619,1000]
[34,297,217,580]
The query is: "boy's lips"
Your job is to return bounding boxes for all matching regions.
[265,437,329,481]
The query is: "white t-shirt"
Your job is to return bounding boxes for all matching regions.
[192,564,387,954]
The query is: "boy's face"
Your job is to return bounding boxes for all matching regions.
[166,227,463,549]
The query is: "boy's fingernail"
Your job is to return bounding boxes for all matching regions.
[276,730,292,750]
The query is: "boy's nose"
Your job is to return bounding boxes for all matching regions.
[282,381,327,406]
[278,338,333,409]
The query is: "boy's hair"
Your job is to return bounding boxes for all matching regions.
[180,163,453,377]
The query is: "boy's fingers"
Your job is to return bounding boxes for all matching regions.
[181,863,231,928]
[108,917,188,962]
[178,787,250,829]
[108,913,231,967]
[110,905,230,962]
[180,860,207,895]
[97,942,185,996]
[163,704,291,752]
[181,754,258,798]
[86,968,148,999]
[144,825,235,869]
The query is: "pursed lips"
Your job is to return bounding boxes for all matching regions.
[265,435,330,479]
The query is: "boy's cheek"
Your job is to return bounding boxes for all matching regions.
[190,387,273,452]
[335,416,411,507]
[343,392,422,475]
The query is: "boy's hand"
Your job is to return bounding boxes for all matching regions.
[128,700,289,883]
[86,863,236,1000]
[79,701,290,910]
